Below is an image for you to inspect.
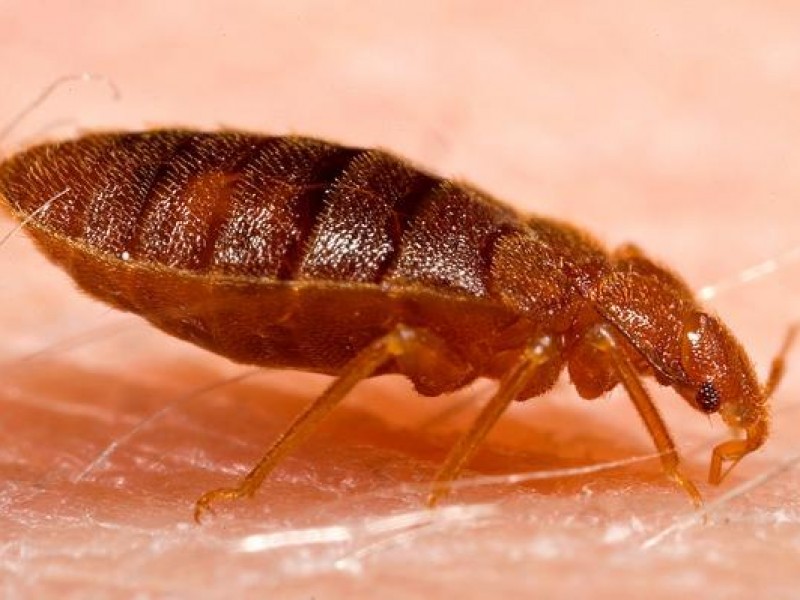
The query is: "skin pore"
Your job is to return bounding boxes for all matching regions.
[2,2,800,597]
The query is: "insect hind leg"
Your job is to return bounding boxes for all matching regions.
[193,323,470,522]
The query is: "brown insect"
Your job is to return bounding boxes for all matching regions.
[0,129,793,522]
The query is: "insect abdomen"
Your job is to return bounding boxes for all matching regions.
[0,131,518,298]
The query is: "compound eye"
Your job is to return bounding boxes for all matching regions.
[696,381,721,413]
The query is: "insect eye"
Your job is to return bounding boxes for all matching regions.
[696,382,721,413]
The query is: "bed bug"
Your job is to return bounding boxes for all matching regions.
[0,129,793,522]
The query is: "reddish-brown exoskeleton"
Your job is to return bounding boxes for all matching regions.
[0,130,792,521]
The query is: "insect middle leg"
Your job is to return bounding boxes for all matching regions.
[427,334,560,506]
[193,324,471,522]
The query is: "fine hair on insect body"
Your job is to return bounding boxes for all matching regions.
[0,81,794,522]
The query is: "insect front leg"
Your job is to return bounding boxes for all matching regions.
[587,324,703,507]
[193,324,468,522]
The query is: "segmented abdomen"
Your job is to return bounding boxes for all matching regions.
[0,131,519,298]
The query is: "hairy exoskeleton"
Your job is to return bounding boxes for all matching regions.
[464,222,792,509]
[572,243,791,502]
[0,130,792,521]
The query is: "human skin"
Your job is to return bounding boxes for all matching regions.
[1,2,800,598]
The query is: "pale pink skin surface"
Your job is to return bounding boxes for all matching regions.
[2,2,800,597]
